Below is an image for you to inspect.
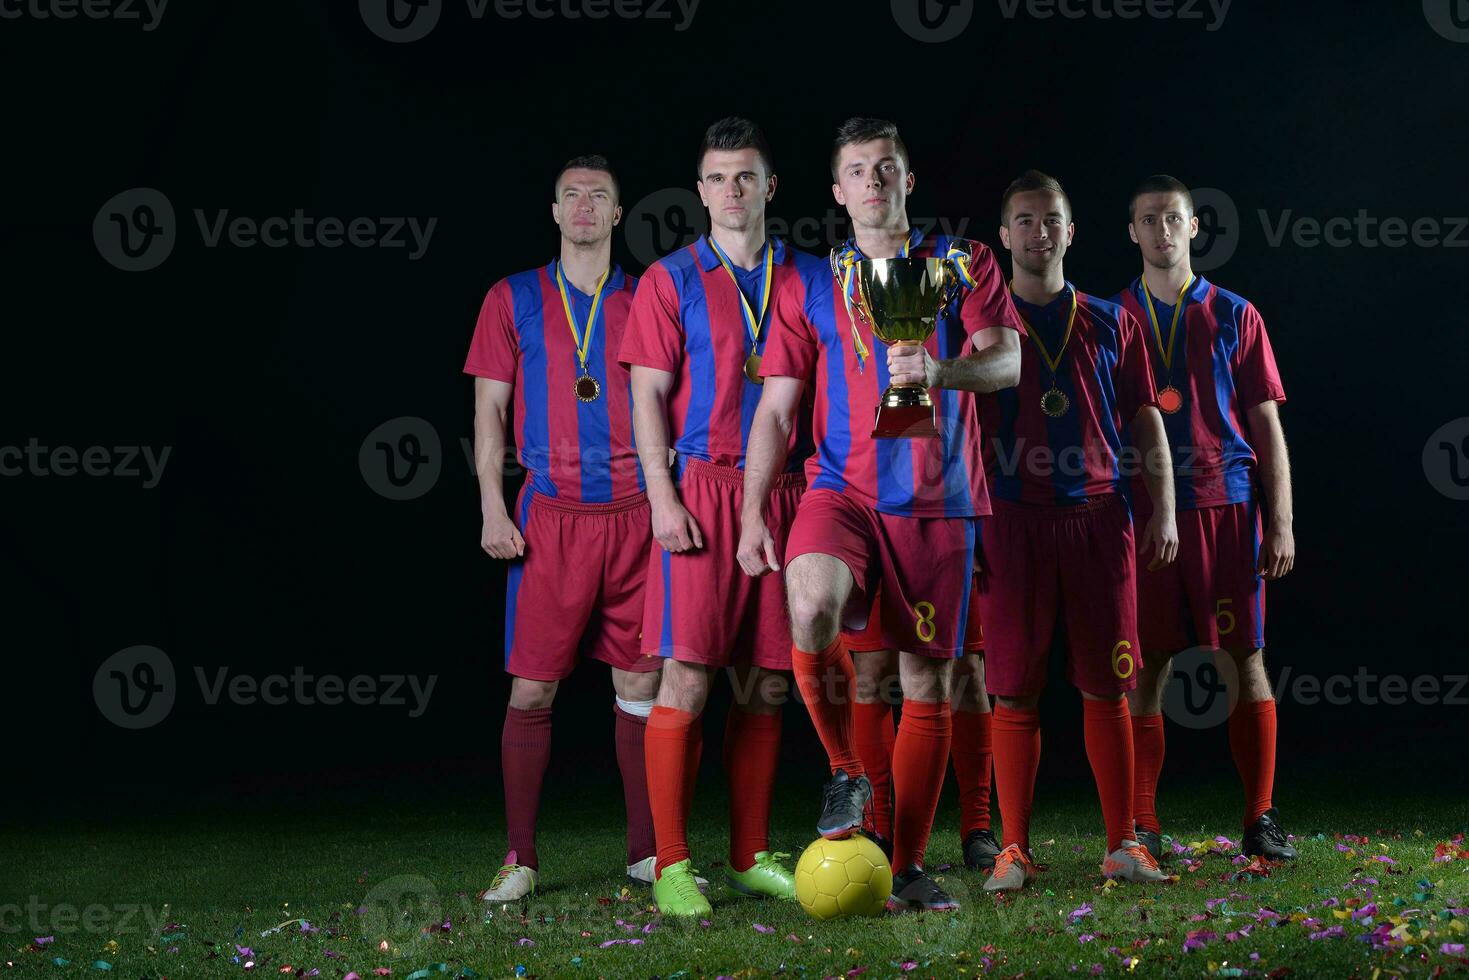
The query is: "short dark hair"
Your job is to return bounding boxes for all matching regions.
[1128,174,1193,220]
[696,117,774,179]
[554,154,620,204]
[830,117,910,182]
[1000,169,1072,225]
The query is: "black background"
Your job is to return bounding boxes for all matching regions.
[3,0,1467,813]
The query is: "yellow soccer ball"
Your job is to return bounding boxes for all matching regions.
[793,835,892,920]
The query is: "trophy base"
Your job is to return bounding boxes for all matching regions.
[873,386,938,439]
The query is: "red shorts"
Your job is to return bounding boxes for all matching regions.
[503,488,659,681]
[1134,493,1266,655]
[976,495,1140,698]
[640,459,806,669]
[786,489,977,659]
[844,585,985,653]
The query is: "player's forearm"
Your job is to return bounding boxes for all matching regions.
[631,392,679,507]
[1132,406,1175,515]
[473,404,511,520]
[935,334,1021,394]
[741,402,793,523]
[1253,414,1294,529]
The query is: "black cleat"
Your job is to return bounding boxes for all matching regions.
[962,828,1002,871]
[1134,828,1165,864]
[817,769,872,839]
[1242,807,1297,861]
[886,865,959,912]
[862,828,894,863]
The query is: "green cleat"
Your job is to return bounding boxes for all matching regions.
[652,859,713,917]
[726,850,796,900]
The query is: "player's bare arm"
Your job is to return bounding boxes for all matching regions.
[1131,404,1178,570]
[738,375,803,576]
[1247,399,1294,580]
[885,325,1022,392]
[630,364,703,553]
[474,376,525,559]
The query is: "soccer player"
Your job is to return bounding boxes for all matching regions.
[1114,175,1296,862]
[740,118,1023,912]
[977,170,1177,892]
[620,118,814,918]
[465,155,661,902]
[844,589,999,872]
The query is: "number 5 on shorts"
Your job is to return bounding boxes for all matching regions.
[913,601,937,644]
[1215,598,1236,636]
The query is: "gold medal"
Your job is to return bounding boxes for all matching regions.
[574,373,602,403]
[744,352,763,385]
[1041,386,1070,418]
[1157,384,1183,415]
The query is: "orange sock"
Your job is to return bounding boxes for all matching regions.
[645,705,702,875]
[1083,697,1134,851]
[992,704,1041,851]
[891,699,951,871]
[1131,712,1165,834]
[1228,698,1277,826]
[792,636,863,775]
[724,707,782,872]
[950,707,994,837]
[852,700,895,839]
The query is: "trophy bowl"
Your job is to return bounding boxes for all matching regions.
[850,252,967,438]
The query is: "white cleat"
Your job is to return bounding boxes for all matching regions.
[626,856,708,888]
[1101,840,1171,883]
[478,850,538,902]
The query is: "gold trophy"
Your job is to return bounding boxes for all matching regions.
[844,245,970,438]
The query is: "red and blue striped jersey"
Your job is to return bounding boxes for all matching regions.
[463,261,643,503]
[619,235,812,474]
[979,286,1157,505]
[761,234,1024,518]
[1113,276,1286,509]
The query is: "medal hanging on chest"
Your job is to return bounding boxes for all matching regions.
[708,236,775,387]
[555,261,611,403]
[1141,275,1194,415]
[1014,283,1078,419]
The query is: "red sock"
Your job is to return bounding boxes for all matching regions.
[950,707,994,837]
[614,704,655,866]
[792,636,864,775]
[645,705,702,875]
[992,704,1041,852]
[1083,697,1135,851]
[502,705,553,871]
[852,700,895,839]
[1131,712,1165,834]
[1228,698,1277,826]
[724,708,782,872]
[891,699,952,871]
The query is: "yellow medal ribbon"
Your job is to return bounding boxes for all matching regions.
[1140,274,1195,372]
[705,235,774,351]
[1011,282,1078,377]
[555,260,611,377]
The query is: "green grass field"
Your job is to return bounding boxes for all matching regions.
[5,775,1467,979]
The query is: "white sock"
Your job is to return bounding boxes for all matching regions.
[615,696,655,718]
